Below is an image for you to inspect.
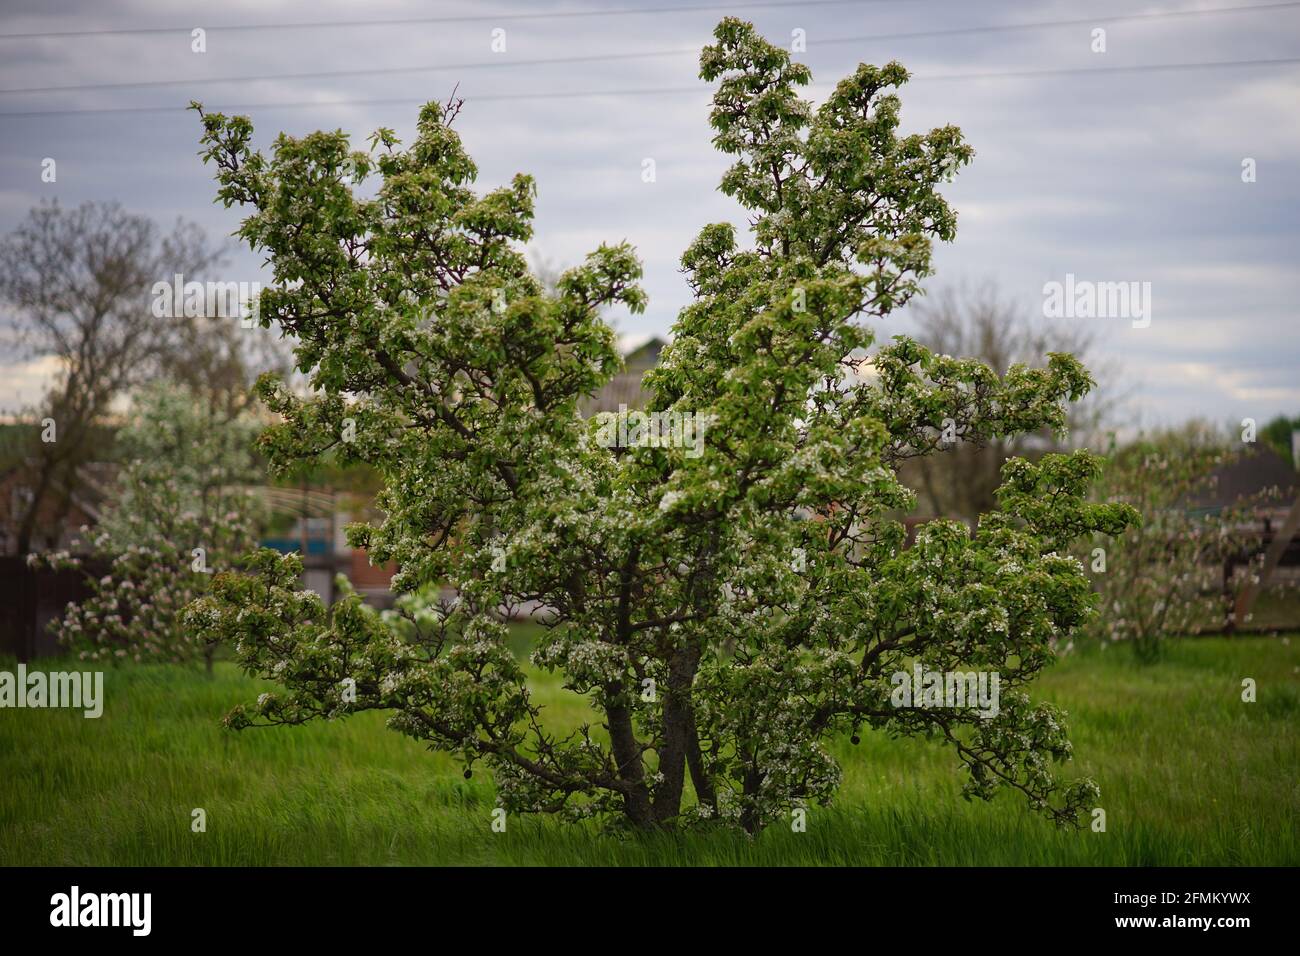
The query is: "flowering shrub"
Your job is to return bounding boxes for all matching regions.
[35,381,262,670]
[1083,434,1274,662]
[188,19,1136,833]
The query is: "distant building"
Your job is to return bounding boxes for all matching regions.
[582,336,665,415]
[1191,444,1300,629]
[0,460,114,556]
[256,487,397,609]
[1185,445,1299,520]
[349,546,399,608]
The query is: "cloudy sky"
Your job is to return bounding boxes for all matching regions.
[1,0,1297,431]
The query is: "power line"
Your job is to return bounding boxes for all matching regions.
[3,1,1296,96]
[0,0,918,40]
[816,0,1300,46]
[2,56,1297,119]
[0,48,696,96]
[927,54,1300,79]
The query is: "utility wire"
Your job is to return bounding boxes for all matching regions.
[0,0,925,40]
[1,56,1297,119]
[3,1,1296,96]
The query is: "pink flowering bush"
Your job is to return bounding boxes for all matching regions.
[34,382,263,670]
[1082,432,1277,662]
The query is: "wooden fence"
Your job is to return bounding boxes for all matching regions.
[0,556,108,661]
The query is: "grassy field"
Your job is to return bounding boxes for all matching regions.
[2,633,1297,866]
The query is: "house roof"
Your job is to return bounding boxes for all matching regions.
[582,336,667,415]
[1185,445,1298,511]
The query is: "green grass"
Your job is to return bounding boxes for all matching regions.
[2,635,1297,865]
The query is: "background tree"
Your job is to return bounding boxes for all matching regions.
[904,280,1116,522]
[35,380,264,672]
[0,200,221,554]
[161,311,295,422]
[190,20,1135,834]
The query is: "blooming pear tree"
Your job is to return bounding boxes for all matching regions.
[38,381,263,671]
[189,20,1136,833]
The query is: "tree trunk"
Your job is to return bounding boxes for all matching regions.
[650,647,698,824]
[14,455,58,556]
[740,762,764,835]
[685,709,716,812]
[605,700,654,827]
